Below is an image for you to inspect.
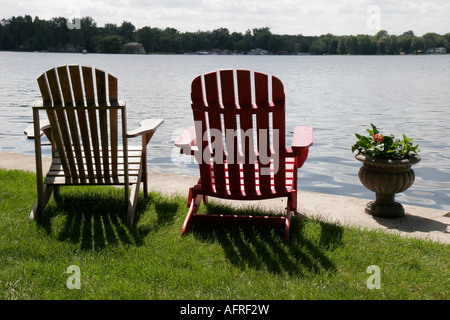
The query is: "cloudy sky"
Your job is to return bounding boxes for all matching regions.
[3,0,450,36]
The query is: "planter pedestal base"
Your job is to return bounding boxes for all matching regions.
[365,198,405,218]
[356,154,421,219]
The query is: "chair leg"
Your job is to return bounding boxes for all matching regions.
[30,184,54,221]
[142,169,148,197]
[128,183,140,227]
[141,132,153,197]
[53,186,61,201]
[127,170,142,228]
[142,154,148,197]
[182,194,202,236]
[285,199,292,241]
[127,183,139,228]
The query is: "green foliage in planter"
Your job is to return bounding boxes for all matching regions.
[352,124,420,160]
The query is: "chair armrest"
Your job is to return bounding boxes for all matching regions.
[174,126,197,154]
[24,120,51,139]
[288,126,313,169]
[127,119,164,138]
[291,126,313,151]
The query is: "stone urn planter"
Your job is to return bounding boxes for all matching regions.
[356,154,421,218]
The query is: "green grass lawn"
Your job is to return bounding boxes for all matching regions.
[0,168,448,300]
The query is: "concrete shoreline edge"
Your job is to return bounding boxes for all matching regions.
[1,151,448,244]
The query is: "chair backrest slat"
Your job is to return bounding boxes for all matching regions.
[36,65,126,183]
[108,74,119,176]
[236,70,256,193]
[191,69,287,195]
[57,66,85,179]
[81,67,102,178]
[204,72,226,192]
[82,66,95,105]
[45,68,62,106]
[271,76,286,190]
[69,65,95,179]
[37,74,52,104]
[69,65,84,105]
[45,67,77,178]
[99,107,109,178]
[254,72,271,191]
[95,69,110,178]
[57,66,73,106]
[46,107,70,176]
[108,74,118,102]
[110,108,118,176]
[96,69,107,104]
[220,70,240,193]
[191,75,211,190]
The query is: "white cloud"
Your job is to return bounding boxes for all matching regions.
[2,0,449,35]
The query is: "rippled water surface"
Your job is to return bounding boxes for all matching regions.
[0,52,448,211]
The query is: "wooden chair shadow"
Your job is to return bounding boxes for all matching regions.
[37,186,152,250]
[192,202,343,276]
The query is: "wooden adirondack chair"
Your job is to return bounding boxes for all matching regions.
[26,65,163,227]
[175,69,313,240]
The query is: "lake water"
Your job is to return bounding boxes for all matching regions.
[0,51,449,211]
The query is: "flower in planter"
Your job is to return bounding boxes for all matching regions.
[351,123,420,160]
[374,133,384,142]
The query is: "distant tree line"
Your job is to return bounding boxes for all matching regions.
[1,15,449,55]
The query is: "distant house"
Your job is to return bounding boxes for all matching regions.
[426,47,447,54]
[248,48,270,55]
[123,42,146,54]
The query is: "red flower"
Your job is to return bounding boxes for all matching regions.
[374,133,384,142]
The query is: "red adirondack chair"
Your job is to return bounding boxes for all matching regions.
[175,69,313,240]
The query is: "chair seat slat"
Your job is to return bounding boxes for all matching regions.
[44,175,138,185]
